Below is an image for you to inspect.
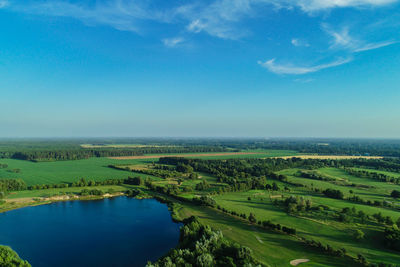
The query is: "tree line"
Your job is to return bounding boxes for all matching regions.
[344,168,400,184]
[1,146,233,162]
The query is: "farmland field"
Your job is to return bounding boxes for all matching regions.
[0,157,167,186]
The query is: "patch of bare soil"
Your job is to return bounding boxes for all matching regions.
[269,195,283,199]
[290,259,310,266]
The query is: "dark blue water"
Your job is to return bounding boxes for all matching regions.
[0,197,181,267]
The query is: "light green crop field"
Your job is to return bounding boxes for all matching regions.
[0,157,159,186]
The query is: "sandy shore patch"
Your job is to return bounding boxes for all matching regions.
[290,259,309,266]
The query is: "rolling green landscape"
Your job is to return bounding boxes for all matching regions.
[1,139,400,266]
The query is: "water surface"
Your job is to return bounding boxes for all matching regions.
[0,197,181,267]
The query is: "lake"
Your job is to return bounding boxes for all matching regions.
[0,197,181,267]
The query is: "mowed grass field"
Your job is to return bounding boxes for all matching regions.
[0,150,296,186]
[212,190,400,265]
[206,167,400,265]
[149,164,400,265]
[175,202,354,267]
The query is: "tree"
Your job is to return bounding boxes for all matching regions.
[196,253,214,267]
[354,230,365,240]
[391,190,400,198]
[272,182,279,191]
[385,216,394,225]
[322,188,344,199]
[248,213,257,223]
[126,176,143,186]
[195,180,210,191]
[358,210,367,224]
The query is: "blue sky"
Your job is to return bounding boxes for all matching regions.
[1,0,400,137]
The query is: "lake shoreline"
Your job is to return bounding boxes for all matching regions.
[0,191,151,214]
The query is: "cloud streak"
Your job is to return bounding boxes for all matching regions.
[323,24,397,53]
[162,37,184,47]
[258,58,352,74]
[294,0,398,12]
[354,41,397,52]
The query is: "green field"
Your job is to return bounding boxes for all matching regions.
[0,150,296,186]
[0,158,156,185]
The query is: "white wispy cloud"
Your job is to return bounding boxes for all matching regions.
[258,58,352,74]
[295,0,398,12]
[162,37,184,47]
[291,38,310,47]
[354,41,397,52]
[178,0,255,39]
[323,24,396,52]
[326,27,354,49]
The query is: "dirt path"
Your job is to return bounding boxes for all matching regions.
[290,259,310,266]
[109,152,262,160]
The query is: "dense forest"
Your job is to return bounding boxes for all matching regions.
[146,216,260,267]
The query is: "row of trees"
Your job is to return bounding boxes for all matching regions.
[296,170,336,181]
[2,146,232,162]
[27,178,127,190]
[344,168,400,184]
